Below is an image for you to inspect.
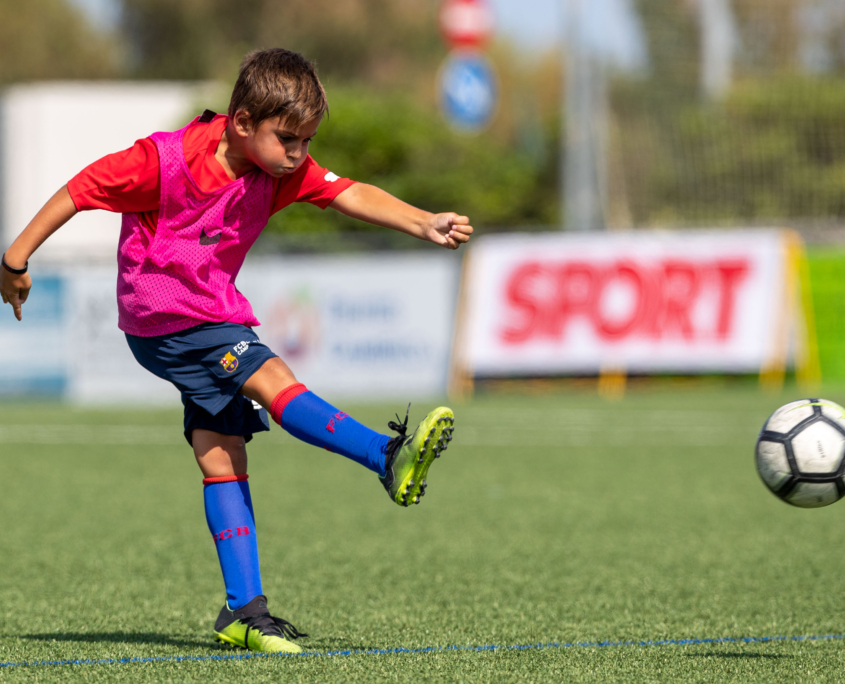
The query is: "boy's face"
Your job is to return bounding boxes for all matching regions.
[235,111,322,178]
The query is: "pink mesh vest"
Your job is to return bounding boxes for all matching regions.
[117,120,272,337]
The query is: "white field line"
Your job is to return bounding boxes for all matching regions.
[0,408,754,447]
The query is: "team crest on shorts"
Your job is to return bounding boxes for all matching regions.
[220,352,238,373]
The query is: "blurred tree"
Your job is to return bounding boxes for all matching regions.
[119,0,563,236]
[120,0,441,88]
[0,0,118,82]
[733,0,805,72]
[630,0,700,104]
[253,86,559,238]
[613,76,845,226]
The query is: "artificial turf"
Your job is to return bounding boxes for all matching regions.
[2,385,845,682]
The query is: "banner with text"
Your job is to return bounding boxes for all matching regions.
[0,254,458,403]
[459,230,793,376]
[62,253,458,404]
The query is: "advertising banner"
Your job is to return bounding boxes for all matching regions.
[54,253,458,404]
[0,272,66,396]
[238,255,458,398]
[457,230,799,377]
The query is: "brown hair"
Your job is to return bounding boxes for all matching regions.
[228,48,328,129]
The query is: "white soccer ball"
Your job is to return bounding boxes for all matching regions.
[756,398,845,508]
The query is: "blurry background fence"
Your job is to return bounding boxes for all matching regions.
[605,0,845,232]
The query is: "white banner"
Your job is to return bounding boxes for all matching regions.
[237,254,458,398]
[52,253,458,404]
[460,230,791,376]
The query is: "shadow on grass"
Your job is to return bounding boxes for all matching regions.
[685,652,793,660]
[17,633,374,653]
[19,632,210,649]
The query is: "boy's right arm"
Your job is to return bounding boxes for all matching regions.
[1,185,77,321]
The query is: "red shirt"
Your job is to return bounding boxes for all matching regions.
[67,114,355,235]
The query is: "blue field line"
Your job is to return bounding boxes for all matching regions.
[1,632,842,669]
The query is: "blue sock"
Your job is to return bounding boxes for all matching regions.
[203,476,263,610]
[271,384,389,476]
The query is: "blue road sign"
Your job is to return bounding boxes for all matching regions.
[438,51,498,133]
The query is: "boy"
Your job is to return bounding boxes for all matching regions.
[0,49,472,654]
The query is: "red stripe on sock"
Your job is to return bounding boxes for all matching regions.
[202,474,249,486]
[270,383,308,426]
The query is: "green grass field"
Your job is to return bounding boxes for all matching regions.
[2,386,845,682]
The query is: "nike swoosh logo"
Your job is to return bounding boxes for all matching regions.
[199,228,222,245]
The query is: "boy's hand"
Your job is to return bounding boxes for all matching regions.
[1,269,32,321]
[427,213,473,250]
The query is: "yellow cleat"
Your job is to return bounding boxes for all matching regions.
[380,405,455,506]
[213,595,306,654]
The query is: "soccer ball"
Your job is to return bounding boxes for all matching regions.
[756,398,845,508]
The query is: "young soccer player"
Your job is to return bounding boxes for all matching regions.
[0,49,472,654]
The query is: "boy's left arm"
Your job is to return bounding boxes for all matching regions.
[328,184,473,250]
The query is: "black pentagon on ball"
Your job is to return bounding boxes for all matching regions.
[756,399,845,505]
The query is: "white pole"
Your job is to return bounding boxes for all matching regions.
[563,0,608,231]
[699,0,736,101]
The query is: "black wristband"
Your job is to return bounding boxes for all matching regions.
[1,253,28,275]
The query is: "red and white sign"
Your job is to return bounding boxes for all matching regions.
[439,0,495,50]
[459,231,792,375]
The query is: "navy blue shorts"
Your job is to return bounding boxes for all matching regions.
[125,322,277,445]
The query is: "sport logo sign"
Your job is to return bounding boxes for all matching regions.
[199,227,222,245]
[500,258,749,344]
[462,231,788,375]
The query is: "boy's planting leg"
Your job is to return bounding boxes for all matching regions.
[241,357,455,507]
[193,429,306,653]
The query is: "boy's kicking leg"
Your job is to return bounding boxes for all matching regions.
[240,358,455,506]
[193,429,306,654]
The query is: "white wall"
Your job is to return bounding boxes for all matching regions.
[1,81,219,262]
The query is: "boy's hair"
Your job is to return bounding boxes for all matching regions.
[228,48,328,130]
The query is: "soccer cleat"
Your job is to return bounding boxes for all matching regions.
[213,594,307,654]
[380,404,455,507]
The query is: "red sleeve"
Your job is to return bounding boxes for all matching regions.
[270,155,355,215]
[67,138,161,213]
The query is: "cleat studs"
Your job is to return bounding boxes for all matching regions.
[415,496,420,504]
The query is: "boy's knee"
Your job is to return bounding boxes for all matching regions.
[240,357,298,408]
[192,429,245,452]
[192,429,248,478]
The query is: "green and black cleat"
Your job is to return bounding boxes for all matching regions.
[213,595,307,654]
[380,405,455,507]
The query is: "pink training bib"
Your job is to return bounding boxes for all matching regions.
[117,118,273,337]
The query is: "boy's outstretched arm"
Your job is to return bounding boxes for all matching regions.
[1,185,77,321]
[328,183,473,250]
